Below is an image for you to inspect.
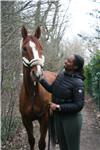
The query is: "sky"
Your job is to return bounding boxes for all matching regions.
[60,0,100,39]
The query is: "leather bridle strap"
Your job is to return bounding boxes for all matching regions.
[22,55,45,68]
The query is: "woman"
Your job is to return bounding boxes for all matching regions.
[37,54,85,150]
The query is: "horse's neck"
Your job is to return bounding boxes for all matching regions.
[23,69,36,94]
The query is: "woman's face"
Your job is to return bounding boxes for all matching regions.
[64,55,77,71]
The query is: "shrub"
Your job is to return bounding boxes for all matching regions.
[85,50,100,111]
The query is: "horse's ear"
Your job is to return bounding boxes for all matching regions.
[21,26,28,39]
[34,26,41,39]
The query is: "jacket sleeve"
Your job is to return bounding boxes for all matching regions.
[39,78,53,93]
[59,81,84,114]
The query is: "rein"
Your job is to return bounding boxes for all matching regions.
[47,66,64,150]
[30,80,47,118]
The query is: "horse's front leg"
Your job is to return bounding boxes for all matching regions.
[38,115,48,150]
[22,117,35,150]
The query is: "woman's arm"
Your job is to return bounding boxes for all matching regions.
[39,78,53,93]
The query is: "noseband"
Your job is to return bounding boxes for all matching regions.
[22,55,45,68]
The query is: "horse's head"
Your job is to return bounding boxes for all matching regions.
[20,26,45,80]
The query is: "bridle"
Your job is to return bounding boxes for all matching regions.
[22,55,45,68]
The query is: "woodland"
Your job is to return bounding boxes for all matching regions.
[1,0,100,149]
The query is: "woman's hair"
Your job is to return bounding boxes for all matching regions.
[74,54,85,80]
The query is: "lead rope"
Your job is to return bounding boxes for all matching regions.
[47,106,51,150]
[47,66,64,150]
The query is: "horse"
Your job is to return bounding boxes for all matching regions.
[19,26,57,150]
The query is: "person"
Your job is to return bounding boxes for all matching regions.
[36,54,85,150]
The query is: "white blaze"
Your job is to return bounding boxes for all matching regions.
[29,41,42,76]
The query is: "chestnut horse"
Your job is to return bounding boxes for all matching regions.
[19,26,56,150]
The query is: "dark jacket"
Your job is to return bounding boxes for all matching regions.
[40,70,84,114]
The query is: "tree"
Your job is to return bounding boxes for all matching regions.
[15,0,70,71]
[1,1,21,145]
[77,1,100,56]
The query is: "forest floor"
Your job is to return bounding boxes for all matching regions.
[2,95,100,150]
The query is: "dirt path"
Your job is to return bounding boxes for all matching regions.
[80,97,100,150]
[2,96,100,150]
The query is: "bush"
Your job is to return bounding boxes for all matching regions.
[84,65,92,95]
[1,116,21,145]
[85,50,100,111]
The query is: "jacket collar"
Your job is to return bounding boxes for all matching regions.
[64,70,83,80]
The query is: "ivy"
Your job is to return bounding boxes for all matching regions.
[85,50,100,111]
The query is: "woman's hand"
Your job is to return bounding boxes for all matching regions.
[50,102,60,111]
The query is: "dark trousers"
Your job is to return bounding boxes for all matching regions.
[54,113,82,150]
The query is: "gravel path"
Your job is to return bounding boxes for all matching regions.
[2,97,100,150]
[80,97,100,150]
